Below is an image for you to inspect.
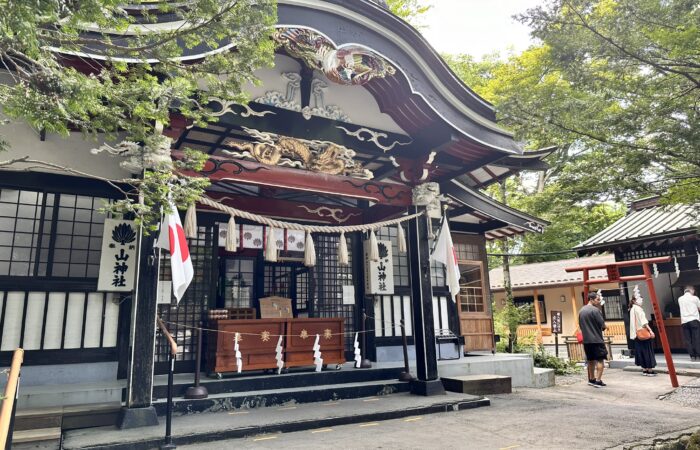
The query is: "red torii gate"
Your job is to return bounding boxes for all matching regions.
[565,256,678,387]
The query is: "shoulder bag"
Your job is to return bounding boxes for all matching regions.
[634,307,652,341]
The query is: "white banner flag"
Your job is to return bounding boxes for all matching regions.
[431,219,461,301]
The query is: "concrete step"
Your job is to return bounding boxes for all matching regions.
[622,366,700,377]
[14,407,63,431]
[12,427,61,450]
[441,375,512,395]
[610,359,700,370]
[63,392,490,450]
[532,367,556,388]
[18,381,125,409]
[153,379,411,416]
[62,402,122,430]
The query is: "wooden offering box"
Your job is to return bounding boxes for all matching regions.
[285,318,345,368]
[206,319,285,375]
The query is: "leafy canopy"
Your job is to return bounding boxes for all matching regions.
[0,0,276,228]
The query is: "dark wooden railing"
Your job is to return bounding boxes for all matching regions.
[0,348,24,449]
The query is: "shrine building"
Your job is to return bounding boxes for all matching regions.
[0,0,551,431]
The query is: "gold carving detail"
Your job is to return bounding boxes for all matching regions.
[224,127,373,179]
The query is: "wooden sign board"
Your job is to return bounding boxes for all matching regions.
[259,296,293,318]
[605,265,620,282]
[551,310,563,334]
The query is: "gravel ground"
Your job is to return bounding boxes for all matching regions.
[662,376,700,408]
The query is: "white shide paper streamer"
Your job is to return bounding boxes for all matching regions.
[275,335,284,374]
[313,334,323,372]
[354,333,362,368]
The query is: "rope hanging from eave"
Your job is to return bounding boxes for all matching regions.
[196,196,423,233]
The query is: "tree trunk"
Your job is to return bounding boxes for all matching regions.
[499,180,516,352]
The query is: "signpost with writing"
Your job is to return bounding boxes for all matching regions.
[97,219,138,292]
[551,310,563,357]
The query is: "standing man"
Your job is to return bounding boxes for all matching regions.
[579,292,608,387]
[678,286,700,362]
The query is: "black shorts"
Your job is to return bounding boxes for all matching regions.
[583,343,608,361]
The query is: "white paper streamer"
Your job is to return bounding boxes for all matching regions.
[234,332,242,373]
[275,335,284,374]
[697,251,700,270]
[353,333,362,368]
[313,334,323,372]
[653,263,659,278]
[674,256,680,277]
[596,289,605,306]
[633,285,642,301]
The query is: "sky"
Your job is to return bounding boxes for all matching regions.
[421,0,544,58]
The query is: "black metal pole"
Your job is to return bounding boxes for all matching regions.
[555,333,559,358]
[184,322,208,399]
[399,319,414,382]
[4,374,19,450]
[360,309,372,368]
[161,354,176,450]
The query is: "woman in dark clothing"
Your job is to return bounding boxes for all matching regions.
[629,294,657,375]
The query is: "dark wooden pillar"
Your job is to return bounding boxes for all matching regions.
[406,205,445,395]
[118,230,160,428]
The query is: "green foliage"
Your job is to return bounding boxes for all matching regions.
[493,300,533,353]
[507,0,700,204]
[386,0,432,28]
[0,0,276,226]
[530,347,581,375]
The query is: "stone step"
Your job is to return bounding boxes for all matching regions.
[12,427,61,449]
[622,366,700,377]
[62,402,123,430]
[153,379,411,416]
[14,407,63,431]
[610,359,700,370]
[441,374,512,395]
[153,365,404,399]
[63,392,490,450]
[17,381,124,409]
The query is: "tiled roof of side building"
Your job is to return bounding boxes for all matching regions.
[576,202,698,252]
[489,254,616,291]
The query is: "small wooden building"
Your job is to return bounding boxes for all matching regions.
[490,255,627,344]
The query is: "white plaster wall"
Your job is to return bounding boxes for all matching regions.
[0,115,129,180]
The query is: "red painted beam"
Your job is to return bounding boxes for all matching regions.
[202,192,364,225]
[173,151,412,207]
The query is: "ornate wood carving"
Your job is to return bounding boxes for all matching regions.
[173,151,412,207]
[223,127,373,179]
[273,27,396,86]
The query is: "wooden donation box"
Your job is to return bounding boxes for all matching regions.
[206,319,286,374]
[286,318,345,368]
[207,317,345,375]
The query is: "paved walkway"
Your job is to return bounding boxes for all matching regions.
[180,369,699,450]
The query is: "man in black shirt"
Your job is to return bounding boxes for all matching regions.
[579,292,608,387]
